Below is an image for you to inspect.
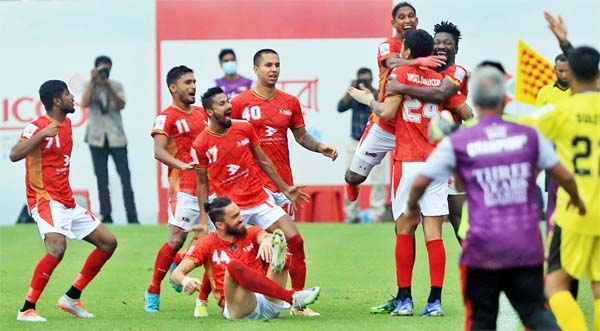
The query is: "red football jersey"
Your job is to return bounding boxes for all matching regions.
[441,64,469,123]
[230,89,304,191]
[392,65,464,162]
[20,115,75,210]
[151,105,207,196]
[374,36,403,134]
[185,226,265,308]
[191,120,269,209]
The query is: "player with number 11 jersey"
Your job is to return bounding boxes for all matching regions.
[152,105,207,198]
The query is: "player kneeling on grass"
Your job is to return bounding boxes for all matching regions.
[171,198,320,319]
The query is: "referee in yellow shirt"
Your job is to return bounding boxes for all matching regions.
[536,53,571,108]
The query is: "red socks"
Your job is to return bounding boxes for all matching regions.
[286,234,306,291]
[173,251,185,265]
[26,253,61,303]
[395,234,415,287]
[426,239,446,288]
[73,248,113,291]
[226,259,294,303]
[198,272,212,301]
[147,243,176,294]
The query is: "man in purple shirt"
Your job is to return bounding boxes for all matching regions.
[400,66,584,330]
[214,49,253,99]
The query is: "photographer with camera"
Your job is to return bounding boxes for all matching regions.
[81,55,139,224]
[337,67,386,224]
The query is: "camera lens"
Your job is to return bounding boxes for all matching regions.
[98,68,110,79]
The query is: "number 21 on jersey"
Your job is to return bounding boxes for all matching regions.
[572,135,599,176]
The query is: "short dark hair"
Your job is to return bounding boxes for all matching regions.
[166,65,193,87]
[392,2,416,18]
[94,55,112,67]
[219,48,236,62]
[476,60,506,75]
[204,197,232,223]
[555,53,567,63]
[357,67,372,77]
[39,80,68,111]
[201,86,225,110]
[567,46,600,82]
[403,29,434,59]
[253,48,278,66]
[434,21,462,47]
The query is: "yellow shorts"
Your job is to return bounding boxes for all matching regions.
[546,224,600,281]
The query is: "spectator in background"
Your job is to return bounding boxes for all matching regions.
[81,55,138,224]
[337,68,386,223]
[215,49,253,99]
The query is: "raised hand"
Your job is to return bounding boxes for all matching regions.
[415,55,446,68]
[544,12,568,43]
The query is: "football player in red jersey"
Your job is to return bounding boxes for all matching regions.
[350,29,467,317]
[144,65,212,313]
[231,49,337,316]
[385,21,474,243]
[194,86,316,315]
[343,2,445,205]
[171,197,320,320]
[12,80,117,322]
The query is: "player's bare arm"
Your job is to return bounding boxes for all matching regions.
[171,258,201,295]
[153,134,194,170]
[455,103,474,120]
[347,87,401,120]
[291,127,338,161]
[9,124,57,162]
[547,163,586,216]
[195,167,210,229]
[385,55,446,70]
[251,144,310,205]
[386,77,458,103]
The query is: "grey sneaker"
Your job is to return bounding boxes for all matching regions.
[57,295,94,318]
[292,286,321,310]
[270,229,287,273]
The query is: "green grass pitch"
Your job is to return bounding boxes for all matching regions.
[0,222,594,330]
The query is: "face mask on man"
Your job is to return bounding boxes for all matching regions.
[222,61,237,75]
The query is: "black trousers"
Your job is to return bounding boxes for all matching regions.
[460,265,559,331]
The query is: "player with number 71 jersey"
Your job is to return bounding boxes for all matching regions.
[20,115,75,210]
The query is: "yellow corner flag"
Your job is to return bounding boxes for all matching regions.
[515,40,555,105]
